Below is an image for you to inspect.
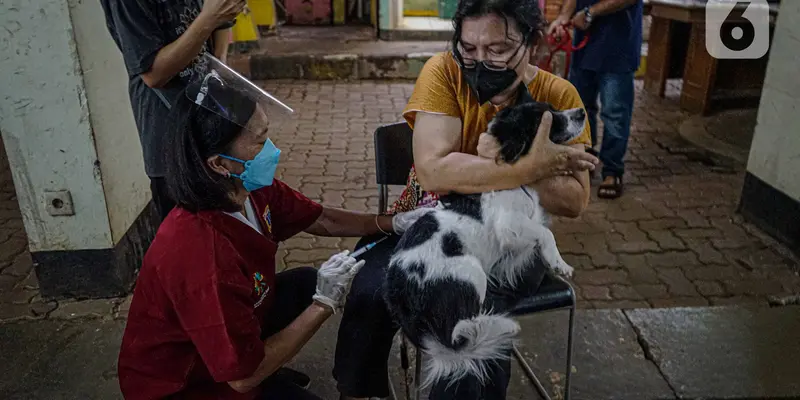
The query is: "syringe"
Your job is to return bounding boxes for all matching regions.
[351,236,390,258]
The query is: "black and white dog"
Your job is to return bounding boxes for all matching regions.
[383,95,586,388]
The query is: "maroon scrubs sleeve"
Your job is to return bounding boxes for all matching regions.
[256,179,323,242]
[166,240,265,383]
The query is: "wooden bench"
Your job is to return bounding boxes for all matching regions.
[644,0,779,115]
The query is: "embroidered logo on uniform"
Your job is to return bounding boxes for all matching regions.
[262,205,272,234]
[253,272,270,308]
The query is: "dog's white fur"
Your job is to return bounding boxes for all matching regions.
[390,188,574,387]
[385,105,584,388]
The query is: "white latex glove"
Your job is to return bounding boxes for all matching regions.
[392,207,435,234]
[312,250,365,313]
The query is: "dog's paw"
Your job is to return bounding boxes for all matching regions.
[554,262,574,278]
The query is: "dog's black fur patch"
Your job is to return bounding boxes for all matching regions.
[438,193,483,221]
[384,267,481,350]
[441,232,464,257]
[406,260,426,279]
[397,212,440,249]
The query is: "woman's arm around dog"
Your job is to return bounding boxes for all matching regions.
[417,112,595,217]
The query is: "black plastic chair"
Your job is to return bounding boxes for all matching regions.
[373,122,577,400]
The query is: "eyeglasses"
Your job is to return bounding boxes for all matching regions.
[454,39,527,71]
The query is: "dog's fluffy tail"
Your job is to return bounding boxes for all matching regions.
[420,313,520,388]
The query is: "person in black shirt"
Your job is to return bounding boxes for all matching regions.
[100,0,245,220]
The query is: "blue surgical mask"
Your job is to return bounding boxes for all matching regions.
[219,138,281,192]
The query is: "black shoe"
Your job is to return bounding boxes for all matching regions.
[274,367,311,390]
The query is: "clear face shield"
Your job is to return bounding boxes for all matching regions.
[186,52,294,132]
[185,53,294,191]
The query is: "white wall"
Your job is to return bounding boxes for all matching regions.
[0,0,112,252]
[379,0,393,30]
[747,0,800,202]
[69,0,150,243]
[0,0,150,251]
[378,0,403,29]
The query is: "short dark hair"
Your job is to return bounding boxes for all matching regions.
[164,81,256,213]
[451,0,545,51]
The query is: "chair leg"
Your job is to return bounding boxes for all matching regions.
[378,185,388,214]
[413,347,422,400]
[401,336,411,400]
[407,308,575,400]
[564,305,576,400]
[388,333,408,400]
[388,368,399,400]
[513,345,552,400]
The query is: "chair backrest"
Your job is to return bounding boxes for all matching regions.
[373,122,414,186]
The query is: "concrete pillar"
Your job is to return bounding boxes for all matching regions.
[0,0,155,299]
[378,0,399,31]
[739,1,800,251]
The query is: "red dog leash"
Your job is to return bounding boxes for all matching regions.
[537,23,590,77]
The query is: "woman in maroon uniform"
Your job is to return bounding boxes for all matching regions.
[117,56,429,400]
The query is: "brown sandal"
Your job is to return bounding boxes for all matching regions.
[598,176,623,199]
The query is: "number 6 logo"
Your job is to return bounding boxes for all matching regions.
[705,0,770,60]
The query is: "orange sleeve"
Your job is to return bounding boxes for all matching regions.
[402,53,462,129]
[545,78,593,147]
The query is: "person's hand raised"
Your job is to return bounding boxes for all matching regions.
[201,0,247,26]
[518,111,599,181]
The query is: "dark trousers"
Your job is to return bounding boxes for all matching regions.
[150,177,176,223]
[333,235,547,399]
[568,66,636,179]
[259,267,323,400]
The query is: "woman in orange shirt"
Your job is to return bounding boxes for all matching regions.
[333,0,599,398]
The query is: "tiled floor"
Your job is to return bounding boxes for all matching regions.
[0,79,798,322]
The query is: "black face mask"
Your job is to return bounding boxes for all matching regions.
[461,65,519,105]
[455,42,527,105]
